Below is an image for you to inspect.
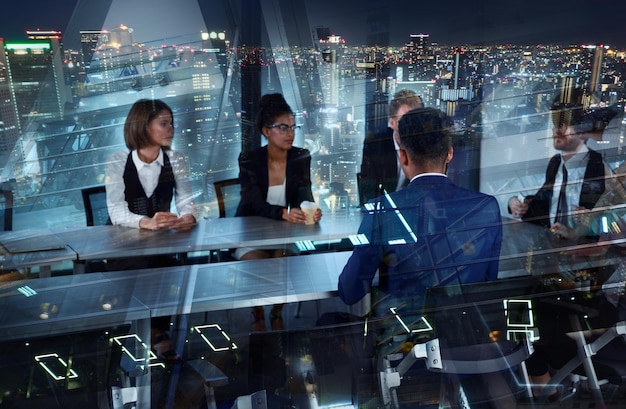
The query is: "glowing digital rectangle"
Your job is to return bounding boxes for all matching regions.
[504,299,534,327]
[506,329,538,343]
[192,324,237,352]
[35,353,78,381]
[112,334,157,365]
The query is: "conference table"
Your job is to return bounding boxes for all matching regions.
[0,228,78,276]
[0,211,363,275]
[62,212,361,271]
[1,211,624,279]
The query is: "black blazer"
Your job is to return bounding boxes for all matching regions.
[235,146,314,220]
[360,127,399,205]
[522,149,606,228]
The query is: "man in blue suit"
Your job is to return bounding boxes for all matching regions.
[339,108,503,316]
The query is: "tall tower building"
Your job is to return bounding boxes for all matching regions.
[409,33,430,57]
[0,38,20,153]
[589,45,605,100]
[319,34,343,109]
[26,30,63,44]
[80,30,109,67]
[4,40,69,133]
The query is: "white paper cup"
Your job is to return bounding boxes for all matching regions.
[300,201,317,225]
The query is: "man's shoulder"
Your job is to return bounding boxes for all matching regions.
[364,127,394,145]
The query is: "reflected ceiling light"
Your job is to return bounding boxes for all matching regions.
[383,191,417,243]
[295,240,316,252]
[17,285,37,297]
[348,234,369,245]
[39,303,58,320]
[99,295,118,311]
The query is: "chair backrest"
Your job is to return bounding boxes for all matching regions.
[214,178,240,218]
[424,276,540,349]
[356,172,365,207]
[81,186,109,226]
[0,187,13,231]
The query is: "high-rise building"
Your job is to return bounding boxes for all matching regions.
[80,30,109,67]
[0,38,20,153]
[318,34,343,108]
[4,40,69,133]
[588,45,605,100]
[26,30,62,43]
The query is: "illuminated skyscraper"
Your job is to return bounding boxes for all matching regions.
[80,30,109,67]
[0,38,19,153]
[4,40,69,132]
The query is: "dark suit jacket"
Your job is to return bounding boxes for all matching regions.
[522,149,606,228]
[235,146,314,220]
[338,175,503,311]
[360,127,399,205]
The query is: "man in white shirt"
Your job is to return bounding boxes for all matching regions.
[508,90,610,237]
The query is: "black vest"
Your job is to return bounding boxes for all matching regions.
[123,150,175,217]
[523,148,606,227]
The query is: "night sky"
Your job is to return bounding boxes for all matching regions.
[1,0,625,48]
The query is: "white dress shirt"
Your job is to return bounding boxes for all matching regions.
[105,149,198,228]
[550,145,588,226]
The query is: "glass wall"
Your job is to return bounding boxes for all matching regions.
[1,0,626,408]
[1,1,624,229]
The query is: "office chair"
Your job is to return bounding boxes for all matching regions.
[379,276,538,408]
[214,178,241,218]
[213,178,314,318]
[0,182,13,231]
[80,186,109,272]
[81,185,109,226]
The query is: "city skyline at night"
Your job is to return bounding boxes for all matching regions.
[2,0,625,48]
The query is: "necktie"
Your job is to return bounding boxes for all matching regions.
[555,164,568,224]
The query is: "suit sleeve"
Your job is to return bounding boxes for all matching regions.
[485,196,503,281]
[338,209,382,305]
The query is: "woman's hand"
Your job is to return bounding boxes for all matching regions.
[139,212,180,230]
[313,208,322,223]
[282,207,308,224]
[170,214,197,231]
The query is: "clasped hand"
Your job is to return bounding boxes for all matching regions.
[140,212,196,231]
[508,196,529,219]
[282,207,322,224]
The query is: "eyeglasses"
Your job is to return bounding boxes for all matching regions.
[267,123,301,133]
